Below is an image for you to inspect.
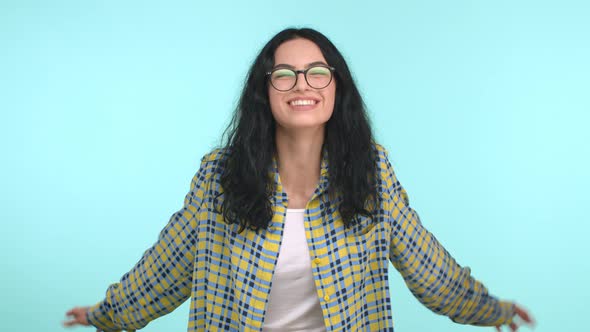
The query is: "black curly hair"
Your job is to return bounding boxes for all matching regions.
[219,27,378,232]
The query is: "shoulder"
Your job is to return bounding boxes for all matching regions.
[372,141,395,174]
[195,147,230,179]
[372,142,393,179]
[201,147,230,165]
[372,142,411,207]
[372,142,391,162]
[372,142,405,197]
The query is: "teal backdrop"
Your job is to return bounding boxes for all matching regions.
[1,0,588,331]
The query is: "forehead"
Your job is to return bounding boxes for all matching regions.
[273,38,327,67]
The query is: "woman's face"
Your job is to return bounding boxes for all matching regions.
[268,38,336,132]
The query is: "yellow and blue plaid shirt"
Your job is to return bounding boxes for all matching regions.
[87,144,515,331]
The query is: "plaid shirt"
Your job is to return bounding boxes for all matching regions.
[87,144,515,331]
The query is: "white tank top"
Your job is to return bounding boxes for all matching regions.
[262,209,327,332]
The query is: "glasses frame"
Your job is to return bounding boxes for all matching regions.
[266,65,336,91]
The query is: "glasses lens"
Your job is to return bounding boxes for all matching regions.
[270,68,296,91]
[306,66,332,89]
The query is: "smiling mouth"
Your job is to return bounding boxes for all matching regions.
[288,99,318,106]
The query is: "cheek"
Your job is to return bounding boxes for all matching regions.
[268,90,286,120]
[268,90,280,110]
[323,87,337,113]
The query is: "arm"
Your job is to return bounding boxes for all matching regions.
[382,154,515,326]
[86,155,213,331]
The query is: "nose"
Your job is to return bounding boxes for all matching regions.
[292,71,310,91]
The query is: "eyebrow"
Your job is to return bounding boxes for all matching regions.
[272,61,329,70]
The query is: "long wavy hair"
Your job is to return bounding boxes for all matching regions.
[218,27,378,232]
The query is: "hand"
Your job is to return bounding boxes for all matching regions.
[63,306,91,328]
[494,304,535,331]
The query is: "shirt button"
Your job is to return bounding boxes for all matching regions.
[324,295,330,302]
[313,258,321,265]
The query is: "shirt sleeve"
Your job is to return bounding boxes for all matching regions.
[383,154,515,326]
[85,156,212,332]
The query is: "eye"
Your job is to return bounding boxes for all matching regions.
[272,69,296,79]
[307,66,330,76]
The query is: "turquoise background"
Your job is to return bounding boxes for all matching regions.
[1,0,588,331]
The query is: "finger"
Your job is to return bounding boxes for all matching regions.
[514,304,536,328]
[63,319,78,327]
[515,305,534,325]
[510,322,518,332]
[66,307,84,317]
[515,306,531,322]
[495,326,501,332]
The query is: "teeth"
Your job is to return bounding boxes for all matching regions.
[290,99,316,106]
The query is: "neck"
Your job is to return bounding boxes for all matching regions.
[275,126,325,209]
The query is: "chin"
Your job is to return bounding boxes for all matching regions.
[279,120,329,131]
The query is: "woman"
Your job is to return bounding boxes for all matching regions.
[64,28,534,331]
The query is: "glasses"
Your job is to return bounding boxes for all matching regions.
[266,65,335,91]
